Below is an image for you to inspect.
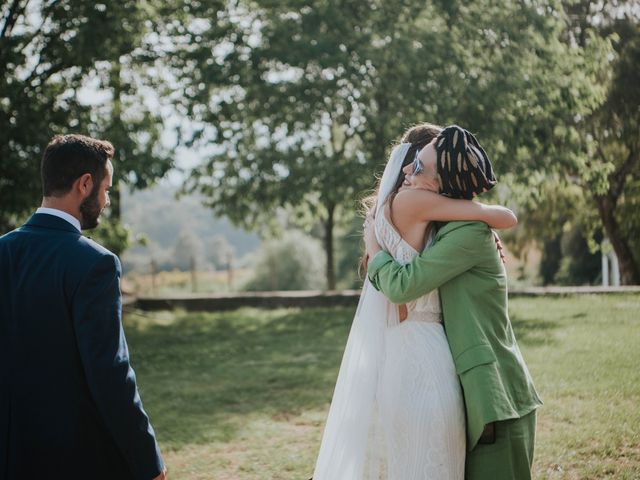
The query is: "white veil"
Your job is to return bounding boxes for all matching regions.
[312,143,411,480]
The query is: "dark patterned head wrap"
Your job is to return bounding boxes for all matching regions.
[435,125,496,199]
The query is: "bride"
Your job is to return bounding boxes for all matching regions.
[312,123,517,480]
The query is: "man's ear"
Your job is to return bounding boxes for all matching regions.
[76,173,93,198]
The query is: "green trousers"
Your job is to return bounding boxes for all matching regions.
[465,409,537,480]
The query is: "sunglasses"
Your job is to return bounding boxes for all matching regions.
[411,149,424,177]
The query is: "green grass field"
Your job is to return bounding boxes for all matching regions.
[124,294,640,479]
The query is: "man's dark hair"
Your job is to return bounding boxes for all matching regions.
[41,134,114,197]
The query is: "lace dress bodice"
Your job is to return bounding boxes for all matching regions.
[374,209,442,323]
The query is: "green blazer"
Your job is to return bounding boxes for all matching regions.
[368,220,542,450]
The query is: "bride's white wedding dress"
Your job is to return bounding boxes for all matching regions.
[371,210,466,479]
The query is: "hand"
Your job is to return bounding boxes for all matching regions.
[363,215,381,260]
[153,467,168,480]
[398,304,408,322]
[493,231,506,264]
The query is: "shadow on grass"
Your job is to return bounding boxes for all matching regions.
[509,313,560,347]
[126,306,562,450]
[125,307,354,450]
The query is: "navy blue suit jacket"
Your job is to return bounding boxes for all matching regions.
[0,213,164,480]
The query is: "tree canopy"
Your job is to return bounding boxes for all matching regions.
[2,0,638,285]
[0,0,173,236]
[173,0,624,287]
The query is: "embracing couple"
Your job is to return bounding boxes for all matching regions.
[312,123,542,479]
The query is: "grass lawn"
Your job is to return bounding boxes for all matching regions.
[124,294,640,479]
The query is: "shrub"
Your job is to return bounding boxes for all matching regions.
[243,230,326,291]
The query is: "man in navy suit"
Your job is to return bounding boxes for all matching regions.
[0,134,166,480]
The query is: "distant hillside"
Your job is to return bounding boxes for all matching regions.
[121,184,260,272]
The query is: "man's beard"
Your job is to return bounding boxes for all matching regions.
[79,185,103,230]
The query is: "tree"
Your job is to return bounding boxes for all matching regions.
[547,2,640,284]
[500,173,590,285]
[0,0,174,239]
[173,229,205,271]
[461,2,640,285]
[587,22,640,284]
[207,234,235,270]
[176,0,592,289]
[243,230,325,291]
[554,225,602,285]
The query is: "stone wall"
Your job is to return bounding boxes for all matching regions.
[133,286,640,312]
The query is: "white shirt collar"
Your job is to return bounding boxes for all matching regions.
[36,207,82,232]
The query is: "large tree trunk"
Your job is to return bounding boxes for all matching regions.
[594,194,640,285]
[323,203,336,290]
